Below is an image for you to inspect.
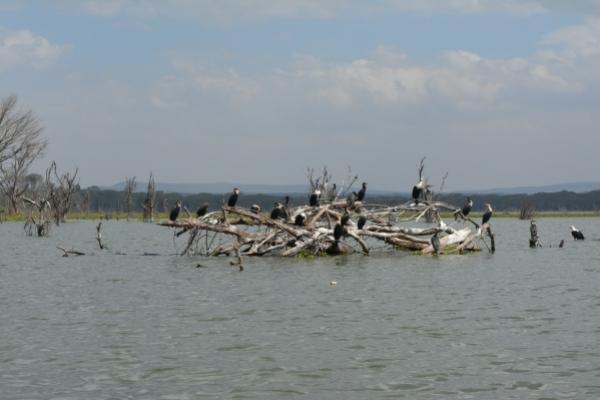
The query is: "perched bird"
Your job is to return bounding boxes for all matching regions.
[357,215,367,230]
[250,204,262,214]
[412,179,425,204]
[169,200,181,221]
[309,189,321,207]
[356,182,367,202]
[270,202,284,219]
[294,212,306,226]
[455,197,473,220]
[530,220,538,239]
[195,203,209,217]
[431,231,441,255]
[340,213,350,226]
[482,203,493,225]
[333,222,344,242]
[571,225,585,240]
[227,188,240,207]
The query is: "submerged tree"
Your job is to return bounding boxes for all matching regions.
[0,95,47,213]
[143,172,156,222]
[124,176,137,220]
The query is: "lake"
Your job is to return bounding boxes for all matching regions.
[1,218,599,399]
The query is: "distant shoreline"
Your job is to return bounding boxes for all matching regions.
[2,210,600,223]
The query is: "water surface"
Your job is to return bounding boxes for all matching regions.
[1,218,599,399]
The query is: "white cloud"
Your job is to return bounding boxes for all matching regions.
[544,18,600,57]
[0,30,66,70]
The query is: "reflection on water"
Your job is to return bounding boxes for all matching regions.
[1,218,599,399]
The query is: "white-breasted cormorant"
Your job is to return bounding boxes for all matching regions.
[294,213,306,226]
[482,203,493,225]
[227,188,240,207]
[571,226,585,240]
[270,202,284,219]
[309,189,321,207]
[412,179,424,204]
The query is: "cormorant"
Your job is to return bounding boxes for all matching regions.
[270,202,284,219]
[250,204,261,214]
[357,215,367,230]
[195,203,209,217]
[431,231,441,255]
[357,182,367,202]
[169,200,181,221]
[340,213,350,226]
[294,213,306,226]
[412,179,424,204]
[482,203,493,225]
[333,222,344,242]
[346,191,357,208]
[571,226,585,240]
[309,189,321,207]
[455,197,473,220]
[227,188,240,207]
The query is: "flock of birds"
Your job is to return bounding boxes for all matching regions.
[166,179,587,245]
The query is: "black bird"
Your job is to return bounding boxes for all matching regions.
[294,213,306,226]
[455,197,473,220]
[340,212,350,226]
[227,188,240,207]
[250,204,261,214]
[309,189,321,207]
[333,222,344,242]
[482,203,493,225]
[195,203,209,217]
[412,179,424,204]
[462,197,473,217]
[357,182,367,201]
[270,202,284,219]
[357,215,367,230]
[169,200,181,221]
[431,231,441,255]
[571,225,585,240]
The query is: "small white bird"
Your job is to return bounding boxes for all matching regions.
[329,281,338,286]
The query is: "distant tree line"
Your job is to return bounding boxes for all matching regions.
[73,187,600,214]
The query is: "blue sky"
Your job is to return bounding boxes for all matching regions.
[1,1,600,191]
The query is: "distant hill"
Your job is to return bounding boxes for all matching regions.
[105,180,600,196]
[462,181,600,195]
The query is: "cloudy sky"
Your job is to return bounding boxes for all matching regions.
[1,1,600,191]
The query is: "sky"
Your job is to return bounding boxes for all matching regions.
[1,1,600,191]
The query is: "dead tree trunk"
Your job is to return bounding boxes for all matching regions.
[143,172,156,222]
[124,176,136,221]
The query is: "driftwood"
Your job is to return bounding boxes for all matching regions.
[159,196,495,258]
[96,222,106,250]
[57,246,85,257]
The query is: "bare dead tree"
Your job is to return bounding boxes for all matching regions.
[143,172,156,222]
[519,201,536,220]
[0,95,47,213]
[124,176,137,221]
[46,161,80,225]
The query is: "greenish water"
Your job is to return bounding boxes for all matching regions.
[1,219,599,399]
